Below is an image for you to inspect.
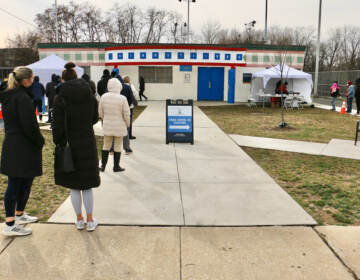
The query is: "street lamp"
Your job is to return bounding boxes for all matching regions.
[264,0,268,43]
[314,0,322,97]
[178,0,196,43]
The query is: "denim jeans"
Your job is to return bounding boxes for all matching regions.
[331,97,336,110]
[347,97,353,112]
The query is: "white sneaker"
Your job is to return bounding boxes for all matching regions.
[15,214,38,225]
[76,220,85,230]
[87,218,98,232]
[1,224,32,236]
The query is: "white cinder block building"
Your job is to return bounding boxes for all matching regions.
[38,43,305,102]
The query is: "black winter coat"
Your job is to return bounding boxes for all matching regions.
[121,84,137,106]
[0,87,45,178]
[52,79,100,190]
[355,78,360,98]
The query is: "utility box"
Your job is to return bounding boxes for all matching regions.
[166,99,194,144]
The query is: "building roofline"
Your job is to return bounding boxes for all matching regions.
[37,42,306,52]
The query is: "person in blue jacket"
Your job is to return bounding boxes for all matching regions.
[346,81,355,113]
[30,76,46,121]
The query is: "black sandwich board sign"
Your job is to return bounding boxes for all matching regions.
[166,99,194,144]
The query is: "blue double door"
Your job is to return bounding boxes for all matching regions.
[197,67,224,101]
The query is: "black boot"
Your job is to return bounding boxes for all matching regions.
[113,152,125,172]
[100,150,109,172]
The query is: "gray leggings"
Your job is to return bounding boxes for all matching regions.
[70,189,94,215]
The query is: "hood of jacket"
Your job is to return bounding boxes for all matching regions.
[59,79,92,105]
[107,78,123,93]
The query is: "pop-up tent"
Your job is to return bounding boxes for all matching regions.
[26,54,84,86]
[250,64,313,104]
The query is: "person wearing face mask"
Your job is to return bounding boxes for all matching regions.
[0,67,45,236]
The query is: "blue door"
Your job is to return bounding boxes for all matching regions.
[227,68,235,104]
[197,67,224,101]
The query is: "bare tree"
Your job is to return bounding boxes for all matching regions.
[201,20,222,44]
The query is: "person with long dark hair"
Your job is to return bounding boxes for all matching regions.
[355,78,360,116]
[52,63,100,231]
[0,67,45,236]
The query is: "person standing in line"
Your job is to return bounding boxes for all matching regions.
[330,81,340,111]
[123,76,138,140]
[81,73,96,96]
[98,78,130,172]
[111,68,124,84]
[45,74,58,123]
[346,81,355,113]
[31,76,46,121]
[120,76,137,154]
[97,69,111,97]
[52,62,100,232]
[139,76,147,101]
[0,67,45,236]
[355,78,360,116]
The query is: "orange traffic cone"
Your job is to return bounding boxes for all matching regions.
[340,100,346,114]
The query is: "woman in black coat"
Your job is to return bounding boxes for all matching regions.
[52,62,100,232]
[0,67,45,237]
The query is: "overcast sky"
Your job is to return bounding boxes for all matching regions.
[1,0,360,47]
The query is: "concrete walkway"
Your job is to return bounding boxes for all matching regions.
[49,102,315,226]
[230,134,360,160]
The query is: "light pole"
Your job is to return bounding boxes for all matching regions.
[178,0,196,43]
[314,0,322,97]
[54,0,58,42]
[264,0,268,43]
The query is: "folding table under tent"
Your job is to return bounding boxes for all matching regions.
[250,64,313,104]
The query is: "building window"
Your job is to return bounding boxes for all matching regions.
[297,57,303,63]
[165,52,172,59]
[152,52,159,59]
[214,53,220,60]
[237,54,243,61]
[203,53,209,60]
[75,53,82,61]
[286,56,293,63]
[118,53,123,59]
[243,73,252,83]
[40,54,47,60]
[190,52,197,59]
[128,52,135,59]
[178,52,185,59]
[139,66,172,84]
[275,56,281,63]
[140,52,146,59]
[87,53,93,61]
[225,54,231,60]
[252,55,258,62]
[108,53,113,60]
[99,53,105,61]
[64,54,70,61]
[263,56,270,63]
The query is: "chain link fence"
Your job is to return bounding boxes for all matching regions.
[310,70,360,97]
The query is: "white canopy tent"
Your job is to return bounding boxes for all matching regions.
[250,64,313,104]
[26,54,84,86]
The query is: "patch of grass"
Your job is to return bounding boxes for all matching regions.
[242,147,360,225]
[0,105,147,223]
[200,105,358,143]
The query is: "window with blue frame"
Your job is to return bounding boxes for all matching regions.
[190,52,197,59]
[214,53,220,60]
[128,52,135,59]
[108,53,113,60]
[225,54,231,60]
[236,54,243,61]
[165,52,172,59]
[152,52,159,59]
[140,52,146,59]
[177,52,185,59]
[203,53,209,60]
[117,53,123,60]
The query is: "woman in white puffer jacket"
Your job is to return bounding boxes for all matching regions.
[98,78,130,172]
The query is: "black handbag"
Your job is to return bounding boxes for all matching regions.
[54,98,75,173]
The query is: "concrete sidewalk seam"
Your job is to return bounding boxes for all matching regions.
[174,148,186,226]
[312,227,359,280]
[179,226,183,280]
[0,238,14,256]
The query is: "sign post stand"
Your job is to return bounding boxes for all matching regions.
[166,99,194,144]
